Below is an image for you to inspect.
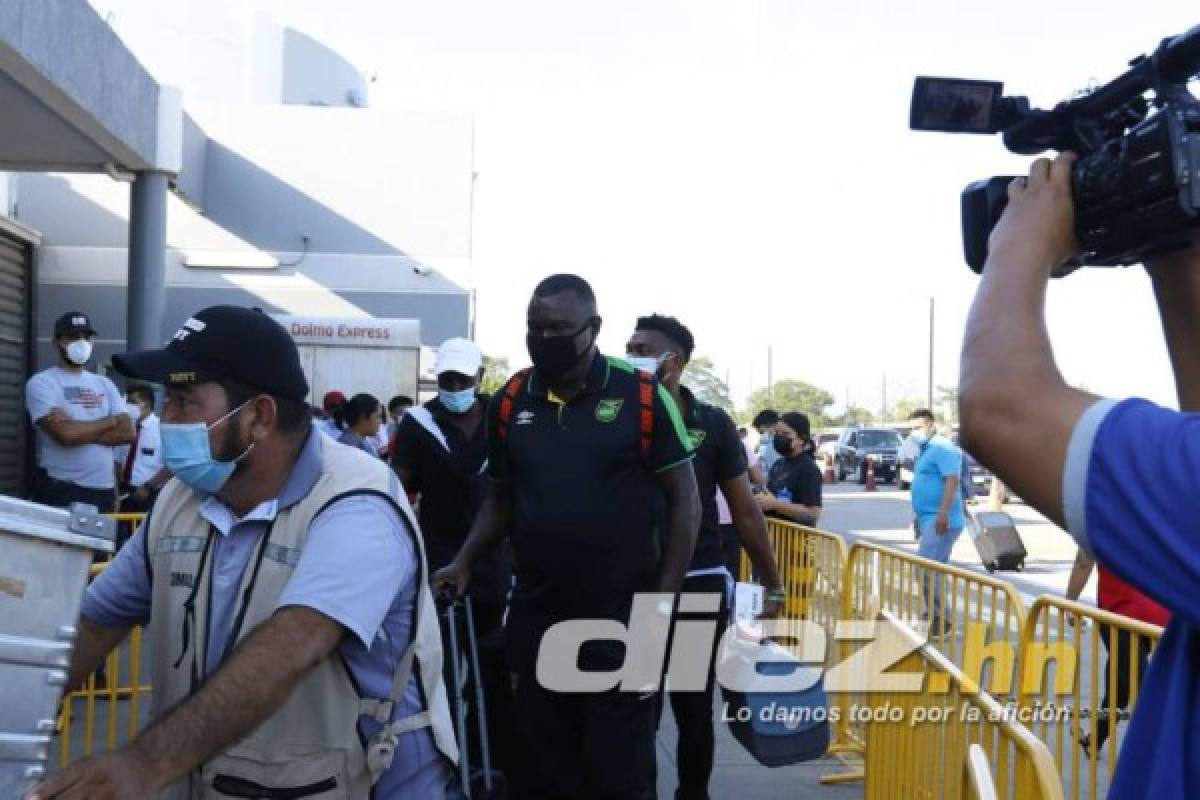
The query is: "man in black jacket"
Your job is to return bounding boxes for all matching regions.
[391,337,513,783]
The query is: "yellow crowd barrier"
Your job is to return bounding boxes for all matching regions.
[843,541,1028,665]
[827,541,1028,785]
[57,528,152,766]
[862,610,1064,800]
[966,744,999,800]
[757,519,848,667]
[107,512,149,525]
[1016,596,1163,800]
[58,625,151,766]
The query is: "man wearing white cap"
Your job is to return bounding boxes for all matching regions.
[390,337,515,781]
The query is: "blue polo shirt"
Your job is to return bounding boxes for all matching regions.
[911,435,965,530]
[82,431,450,798]
[1064,398,1200,798]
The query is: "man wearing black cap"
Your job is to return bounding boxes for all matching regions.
[25,311,135,510]
[29,306,459,800]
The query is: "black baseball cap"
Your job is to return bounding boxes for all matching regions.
[53,311,97,338]
[113,305,309,402]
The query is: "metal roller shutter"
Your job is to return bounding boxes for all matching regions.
[0,231,31,496]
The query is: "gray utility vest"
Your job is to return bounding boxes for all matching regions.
[144,442,458,799]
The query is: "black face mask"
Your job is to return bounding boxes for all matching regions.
[773,434,795,457]
[528,321,594,381]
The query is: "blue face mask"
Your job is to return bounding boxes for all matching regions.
[439,388,476,414]
[625,352,674,378]
[160,401,255,494]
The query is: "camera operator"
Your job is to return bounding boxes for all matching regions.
[959,152,1199,797]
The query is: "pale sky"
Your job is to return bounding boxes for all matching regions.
[119,1,1200,411]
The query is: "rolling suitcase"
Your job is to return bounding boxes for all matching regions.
[0,500,115,798]
[970,510,1027,572]
[441,595,507,800]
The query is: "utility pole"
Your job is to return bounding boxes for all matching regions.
[928,297,935,412]
[767,345,774,406]
[881,372,888,423]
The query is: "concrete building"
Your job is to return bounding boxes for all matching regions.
[0,0,473,495]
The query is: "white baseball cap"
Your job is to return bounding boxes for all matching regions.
[433,338,483,377]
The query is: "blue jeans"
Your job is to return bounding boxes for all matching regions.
[916,519,963,621]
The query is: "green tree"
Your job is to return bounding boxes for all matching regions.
[682,356,733,411]
[744,379,836,427]
[889,398,925,423]
[479,355,512,396]
[935,385,959,424]
[834,406,876,427]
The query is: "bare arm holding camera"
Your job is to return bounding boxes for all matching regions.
[958,154,1099,528]
[1147,247,1200,411]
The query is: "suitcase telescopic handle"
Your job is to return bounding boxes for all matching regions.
[443,599,471,796]
[463,598,494,792]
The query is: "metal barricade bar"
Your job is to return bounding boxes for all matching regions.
[863,610,1064,800]
[57,549,151,767]
[1016,595,1163,800]
[826,541,1028,786]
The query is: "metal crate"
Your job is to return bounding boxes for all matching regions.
[0,498,115,797]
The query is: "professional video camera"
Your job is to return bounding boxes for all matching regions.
[910,25,1200,273]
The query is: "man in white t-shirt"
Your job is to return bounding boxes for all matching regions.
[26,311,135,510]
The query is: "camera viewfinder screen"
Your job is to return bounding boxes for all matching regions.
[910,78,1002,133]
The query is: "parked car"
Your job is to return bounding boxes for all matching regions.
[960,449,1017,504]
[835,427,903,484]
[816,431,841,461]
[962,450,993,499]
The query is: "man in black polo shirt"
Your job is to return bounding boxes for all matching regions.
[435,274,701,800]
[627,313,786,800]
[390,336,513,780]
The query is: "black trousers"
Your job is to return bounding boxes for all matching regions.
[657,573,731,800]
[31,470,114,512]
[513,669,658,800]
[1093,625,1152,749]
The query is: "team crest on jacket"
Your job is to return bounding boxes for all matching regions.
[688,429,707,449]
[595,398,624,423]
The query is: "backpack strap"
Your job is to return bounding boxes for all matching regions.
[636,369,654,456]
[497,368,533,442]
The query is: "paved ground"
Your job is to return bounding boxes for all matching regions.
[817,481,1094,608]
[653,481,1117,799]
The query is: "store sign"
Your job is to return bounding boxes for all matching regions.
[272,315,420,348]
